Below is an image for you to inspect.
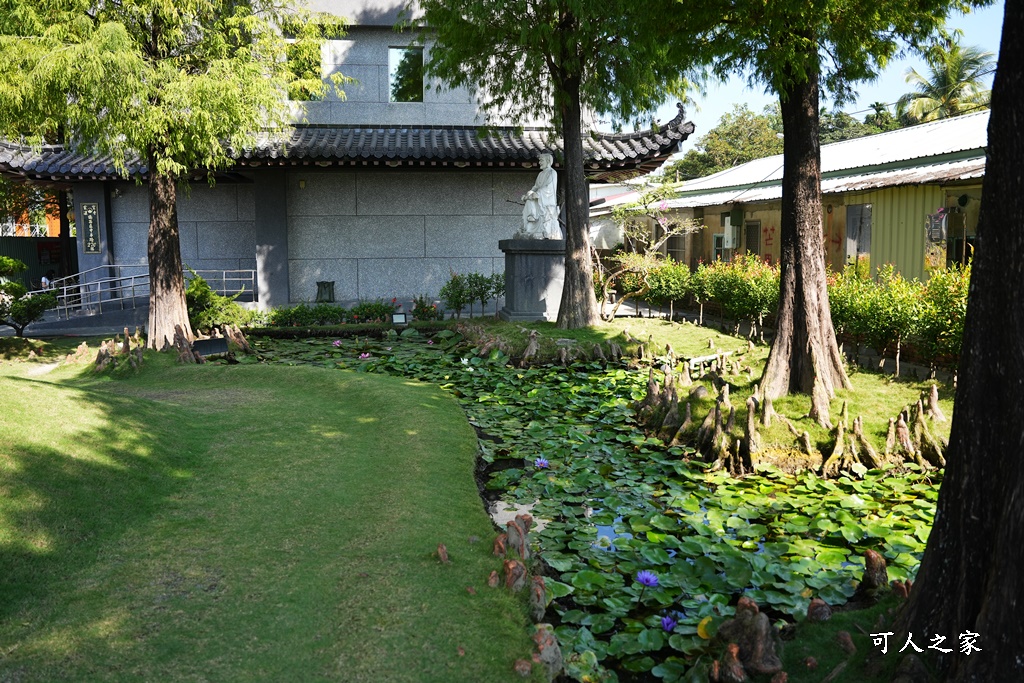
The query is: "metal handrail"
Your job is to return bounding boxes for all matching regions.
[33,267,256,320]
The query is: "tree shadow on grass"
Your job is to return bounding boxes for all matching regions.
[0,374,199,622]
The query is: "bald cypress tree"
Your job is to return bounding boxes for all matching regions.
[0,0,346,349]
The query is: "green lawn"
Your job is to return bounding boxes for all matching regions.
[0,343,538,682]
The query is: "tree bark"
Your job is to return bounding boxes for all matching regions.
[555,73,600,329]
[146,152,193,350]
[897,4,1024,679]
[758,65,850,427]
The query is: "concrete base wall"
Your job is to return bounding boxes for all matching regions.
[498,238,565,322]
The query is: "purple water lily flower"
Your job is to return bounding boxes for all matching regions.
[534,457,550,469]
[359,352,371,359]
[635,570,659,588]
[661,615,677,632]
[332,340,342,347]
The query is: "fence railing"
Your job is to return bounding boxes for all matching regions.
[30,266,256,320]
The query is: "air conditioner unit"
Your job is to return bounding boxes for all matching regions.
[722,216,737,249]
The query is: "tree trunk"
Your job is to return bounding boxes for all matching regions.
[146,154,193,350]
[896,4,1024,679]
[555,74,600,329]
[758,67,850,427]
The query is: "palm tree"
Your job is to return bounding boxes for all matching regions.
[897,36,995,124]
[864,101,900,131]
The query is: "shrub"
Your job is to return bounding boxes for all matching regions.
[412,295,444,321]
[827,265,873,344]
[268,305,319,327]
[489,272,506,317]
[863,265,926,376]
[646,260,690,316]
[185,271,253,333]
[702,255,779,336]
[465,272,492,317]
[439,271,469,318]
[919,263,970,367]
[348,299,398,323]
[0,281,56,337]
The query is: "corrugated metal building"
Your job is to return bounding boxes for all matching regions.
[593,111,988,280]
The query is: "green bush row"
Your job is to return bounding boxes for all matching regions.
[614,255,970,369]
[439,271,505,319]
[186,273,452,331]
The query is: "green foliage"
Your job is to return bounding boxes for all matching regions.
[862,265,925,359]
[414,0,692,131]
[897,32,994,124]
[0,280,56,336]
[826,263,969,371]
[0,0,349,178]
[918,263,970,365]
[703,254,780,331]
[269,303,347,327]
[348,299,399,323]
[439,271,470,319]
[662,104,783,180]
[465,272,492,316]
[184,271,252,333]
[412,295,444,321]
[690,1,961,106]
[0,255,28,278]
[645,261,691,307]
[819,109,884,143]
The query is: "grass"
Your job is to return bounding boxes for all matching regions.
[0,338,539,682]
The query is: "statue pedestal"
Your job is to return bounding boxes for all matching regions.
[498,238,565,323]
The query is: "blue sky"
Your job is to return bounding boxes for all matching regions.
[644,2,1004,154]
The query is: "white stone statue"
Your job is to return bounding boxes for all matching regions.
[520,153,561,239]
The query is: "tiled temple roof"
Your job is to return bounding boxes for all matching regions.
[0,105,694,184]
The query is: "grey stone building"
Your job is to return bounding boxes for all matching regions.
[0,0,693,310]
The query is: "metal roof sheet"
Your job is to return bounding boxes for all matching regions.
[662,157,986,209]
[677,110,989,194]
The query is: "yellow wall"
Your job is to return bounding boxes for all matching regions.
[841,185,944,281]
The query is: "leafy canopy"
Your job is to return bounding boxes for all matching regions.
[0,0,348,178]
[411,0,693,129]
[663,104,783,180]
[897,32,995,123]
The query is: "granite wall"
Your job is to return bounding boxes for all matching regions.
[104,167,533,306]
[285,168,527,303]
[108,181,257,275]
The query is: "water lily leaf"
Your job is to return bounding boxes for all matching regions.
[816,548,850,566]
[640,546,673,565]
[651,658,689,681]
[543,553,576,573]
[638,628,666,651]
[547,580,575,599]
[571,570,608,590]
[647,516,679,532]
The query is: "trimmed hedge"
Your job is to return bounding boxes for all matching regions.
[615,256,970,370]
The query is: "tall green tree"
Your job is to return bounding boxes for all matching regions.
[0,0,346,349]
[687,0,984,426]
[864,100,902,131]
[662,104,782,180]
[897,33,995,123]
[896,3,1024,679]
[414,0,691,329]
